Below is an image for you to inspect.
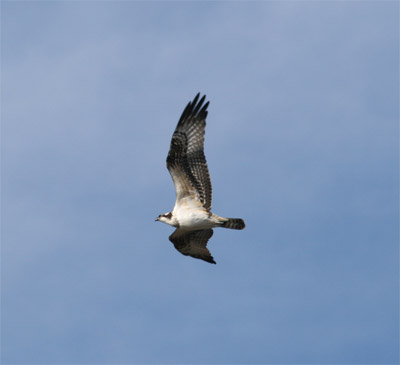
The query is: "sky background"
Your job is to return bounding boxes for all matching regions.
[1,1,399,364]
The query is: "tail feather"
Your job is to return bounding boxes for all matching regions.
[221,218,245,230]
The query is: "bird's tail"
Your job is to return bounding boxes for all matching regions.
[220,218,246,230]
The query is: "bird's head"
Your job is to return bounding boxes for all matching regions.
[155,212,173,225]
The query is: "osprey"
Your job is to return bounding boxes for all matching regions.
[156,93,245,263]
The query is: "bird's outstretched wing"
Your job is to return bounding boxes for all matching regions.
[166,93,212,212]
[169,228,215,264]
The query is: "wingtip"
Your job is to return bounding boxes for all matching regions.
[195,92,207,105]
[178,93,210,124]
[200,101,210,114]
[191,93,200,107]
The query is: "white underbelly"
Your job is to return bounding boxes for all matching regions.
[173,203,215,230]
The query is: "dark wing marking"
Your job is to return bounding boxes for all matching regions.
[169,229,215,264]
[166,93,212,211]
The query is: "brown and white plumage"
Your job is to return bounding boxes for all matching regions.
[169,228,215,264]
[156,93,245,240]
[166,93,212,212]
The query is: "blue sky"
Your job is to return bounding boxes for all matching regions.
[1,1,398,364]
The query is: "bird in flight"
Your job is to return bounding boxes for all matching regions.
[156,93,245,263]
